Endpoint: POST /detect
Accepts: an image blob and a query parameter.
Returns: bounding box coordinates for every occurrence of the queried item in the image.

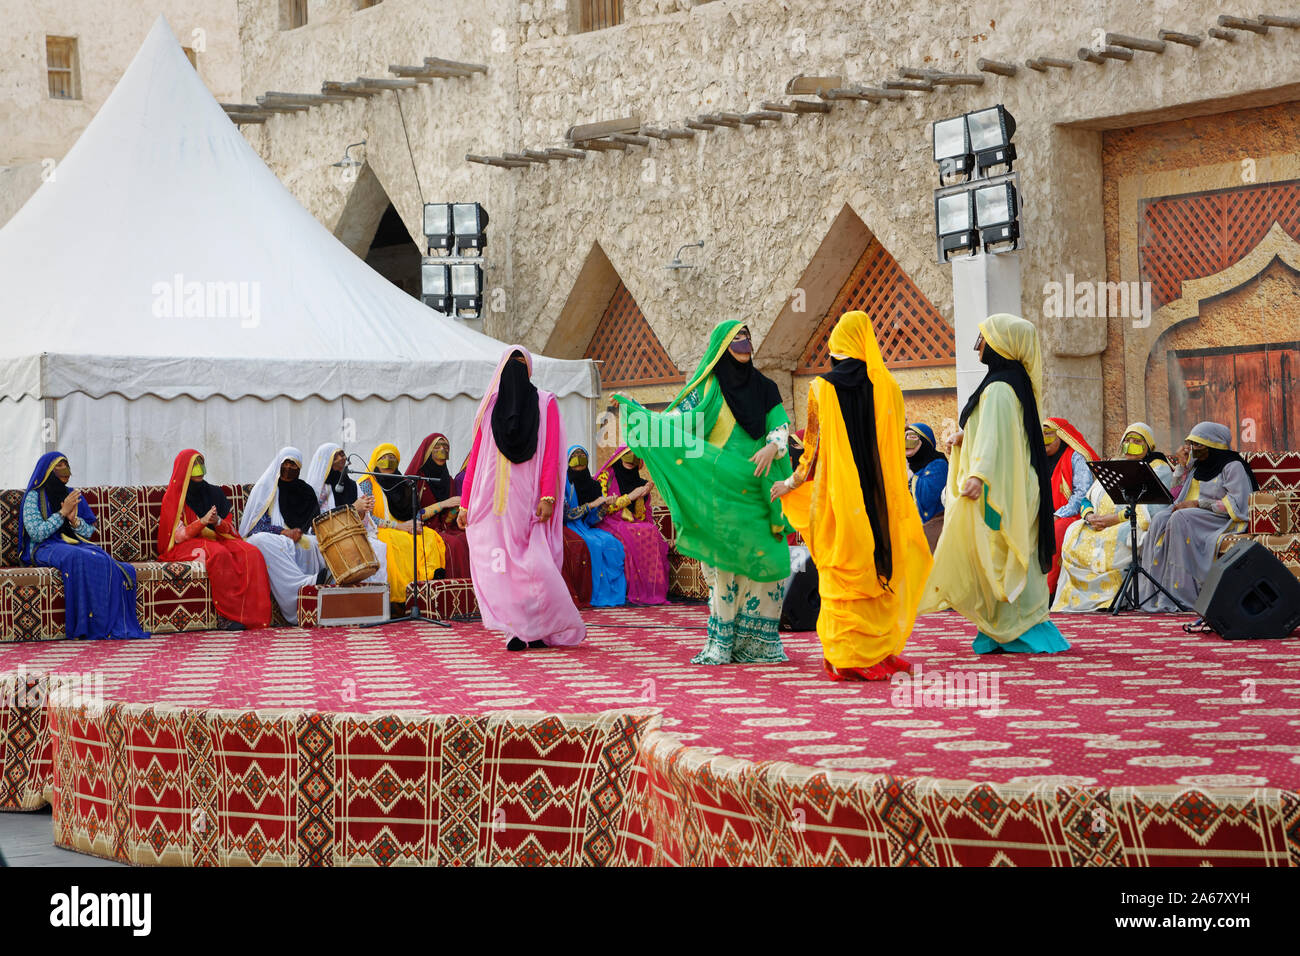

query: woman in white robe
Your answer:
[239,447,327,625]
[304,443,389,590]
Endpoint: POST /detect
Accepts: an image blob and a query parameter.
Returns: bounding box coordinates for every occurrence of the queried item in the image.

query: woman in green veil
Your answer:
[615,321,794,663]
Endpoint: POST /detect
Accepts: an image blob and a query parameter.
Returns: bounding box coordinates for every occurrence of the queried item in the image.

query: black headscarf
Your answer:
[712,349,783,441]
[419,454,454,503]
[568,452,604,505]
[38,471,75,540]
[612,455,647,497]
[492,353,540,463]
[326,466,359,508]
[821,356,893,584]
[375,471,414,521]
[960,345,1055,574]
[789,437,804,473]
[905,428,945,476]
[277,477,320,532]
[1192,447,1259,491]
[185,476,232,522]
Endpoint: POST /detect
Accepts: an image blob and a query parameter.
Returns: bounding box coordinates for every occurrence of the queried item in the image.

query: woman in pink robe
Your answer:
[595,446,670,605]
[457,346,586,650]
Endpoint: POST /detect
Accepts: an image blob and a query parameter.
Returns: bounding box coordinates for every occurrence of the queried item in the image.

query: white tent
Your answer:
[0,16,598,488]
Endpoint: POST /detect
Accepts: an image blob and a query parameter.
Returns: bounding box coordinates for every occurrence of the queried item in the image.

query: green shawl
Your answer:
[614,320,793,582]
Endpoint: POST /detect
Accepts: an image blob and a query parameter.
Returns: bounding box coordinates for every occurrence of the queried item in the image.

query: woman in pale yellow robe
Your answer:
[361,443,447,609]
[1052,423,1175,612]
[771,311,933,680]
[918,313,1069,654]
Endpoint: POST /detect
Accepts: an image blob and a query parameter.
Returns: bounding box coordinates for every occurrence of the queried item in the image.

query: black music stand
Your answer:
[355,470,451,628]
[1085,459,1187,614]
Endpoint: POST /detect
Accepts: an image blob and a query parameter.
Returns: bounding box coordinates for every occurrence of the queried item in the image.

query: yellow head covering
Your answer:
[1122,421,1156,453]
[978,313,1043,411]
[826,310,886,373]
[367,442,401,473]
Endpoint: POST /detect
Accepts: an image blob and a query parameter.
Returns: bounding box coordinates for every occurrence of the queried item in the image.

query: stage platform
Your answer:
[2,605,1298,866]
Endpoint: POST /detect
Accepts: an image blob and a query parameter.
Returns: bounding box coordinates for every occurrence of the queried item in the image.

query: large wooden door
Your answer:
[1170,343,1300,451]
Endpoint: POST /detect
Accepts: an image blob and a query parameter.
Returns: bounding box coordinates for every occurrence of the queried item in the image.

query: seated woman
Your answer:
[456,449,592,605]
[239,447,327,625]
[158,449,272,630]
[20,452,149,640]
[563,445,627,607]
[1139,421,1258,612]
[305,443,388,589]
[905,423,948,551]
[407,432,470,579]
[595,446,669,605]
[363,443,447,614]
[1052,422,1174,612]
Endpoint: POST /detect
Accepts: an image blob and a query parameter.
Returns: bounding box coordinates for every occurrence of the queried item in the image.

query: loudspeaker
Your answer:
[1194,540,1300,640]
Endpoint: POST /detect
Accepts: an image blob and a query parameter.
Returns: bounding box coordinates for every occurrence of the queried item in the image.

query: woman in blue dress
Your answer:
[563,445,627,607]
[906,423,948,551]
[20,452,148,640]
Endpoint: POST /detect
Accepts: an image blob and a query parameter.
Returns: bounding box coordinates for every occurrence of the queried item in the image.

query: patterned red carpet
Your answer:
[3,604,1298,789]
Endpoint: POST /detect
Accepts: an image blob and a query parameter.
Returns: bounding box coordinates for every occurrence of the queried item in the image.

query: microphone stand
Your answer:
[348,459,451,628]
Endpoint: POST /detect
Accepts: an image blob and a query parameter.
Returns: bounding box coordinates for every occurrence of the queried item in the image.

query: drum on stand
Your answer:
[312,506,379,585]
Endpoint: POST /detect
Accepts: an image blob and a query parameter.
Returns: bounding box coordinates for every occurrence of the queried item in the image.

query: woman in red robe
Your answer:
[157,448,273,630]
[406,432,471,579]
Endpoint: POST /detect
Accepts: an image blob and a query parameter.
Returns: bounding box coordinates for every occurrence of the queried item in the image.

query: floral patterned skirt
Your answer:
[692,564,788,664]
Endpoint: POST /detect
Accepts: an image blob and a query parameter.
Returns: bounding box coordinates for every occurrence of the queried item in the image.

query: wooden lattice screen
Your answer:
[584,281,684,388]
[1140,181,1300,309]
[797,236,955,372]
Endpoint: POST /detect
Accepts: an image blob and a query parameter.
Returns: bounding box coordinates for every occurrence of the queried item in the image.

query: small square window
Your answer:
[281,0,308,30]
[46,36,81,100]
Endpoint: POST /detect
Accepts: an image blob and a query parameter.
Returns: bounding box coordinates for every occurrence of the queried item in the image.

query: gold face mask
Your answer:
[1043,430,1057,447]
[568,455,586,470]
[377,454,398,471]
[432,443,449,463]
[1123,441,1146,457]
[191,463,206,479]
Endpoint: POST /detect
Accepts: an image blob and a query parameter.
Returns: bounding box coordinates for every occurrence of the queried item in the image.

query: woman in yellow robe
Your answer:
[771,311,934,680]
[1052,422,1175,612]
[360,443,448,609]
[918,313,1069,654]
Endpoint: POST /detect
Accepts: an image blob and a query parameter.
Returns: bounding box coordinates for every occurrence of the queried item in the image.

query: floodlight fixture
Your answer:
[932,115,973,184]
[966,105,1017,174]
[452,202,489,254]
[423,203,454,254]
[974,181,1020,250]
[935,190,978,260]
[421,260,451,313]
[451,262,483,315]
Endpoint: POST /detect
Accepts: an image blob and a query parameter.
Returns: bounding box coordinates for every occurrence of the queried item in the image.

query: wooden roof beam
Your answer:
[1218,15,1269,33]
[976,58,1019,76]
[466,153,529,168]
[226,112,269,125]
[882,78,934,91]
[322,81,382,98]
[260,91,350,105]
[424,56,488,75]
[1157,30,1204,46]
[1025,57,1075,71]
[741,110,784,125]
[760,99,832,114]
[699,112,745,127]
[1105,32,1167,52]
[356,77,419,90]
